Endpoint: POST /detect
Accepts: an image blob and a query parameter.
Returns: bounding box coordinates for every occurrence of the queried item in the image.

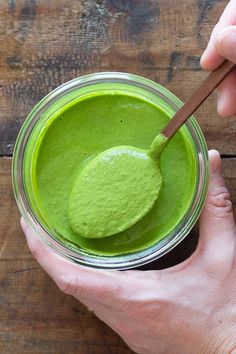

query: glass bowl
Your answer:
[12,72,209,270]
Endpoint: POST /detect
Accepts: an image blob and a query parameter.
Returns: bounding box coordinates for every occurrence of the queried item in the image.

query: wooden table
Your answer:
[1,1,236,353]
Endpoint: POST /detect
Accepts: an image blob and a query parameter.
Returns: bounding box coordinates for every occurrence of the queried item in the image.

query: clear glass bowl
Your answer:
[12,72,209,270]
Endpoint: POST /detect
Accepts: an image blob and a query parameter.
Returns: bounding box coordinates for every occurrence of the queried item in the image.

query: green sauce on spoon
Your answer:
[68,133,168,238]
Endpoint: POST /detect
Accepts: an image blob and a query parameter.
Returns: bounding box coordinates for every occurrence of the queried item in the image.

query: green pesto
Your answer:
[31,92,197,256]
[68,146,162,238]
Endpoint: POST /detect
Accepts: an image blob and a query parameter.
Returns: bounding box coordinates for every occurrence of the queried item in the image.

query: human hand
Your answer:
[21,150,236,354]
[201,0,236,117]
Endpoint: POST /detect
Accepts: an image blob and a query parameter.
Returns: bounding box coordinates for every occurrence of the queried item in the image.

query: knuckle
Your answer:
[58,276,78,296]
[207,186,233,218]
[99,282,128,307]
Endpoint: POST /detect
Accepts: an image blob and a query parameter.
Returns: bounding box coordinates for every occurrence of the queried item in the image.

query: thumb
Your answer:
[216,26,236,64]
[198,150,236,260]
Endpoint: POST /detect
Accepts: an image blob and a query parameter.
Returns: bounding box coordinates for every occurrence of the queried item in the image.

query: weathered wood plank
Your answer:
[0,258,132,354]
[1,0,236,156]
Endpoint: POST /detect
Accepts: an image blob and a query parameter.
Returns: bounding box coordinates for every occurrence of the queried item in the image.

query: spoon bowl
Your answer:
[68,146,163,238]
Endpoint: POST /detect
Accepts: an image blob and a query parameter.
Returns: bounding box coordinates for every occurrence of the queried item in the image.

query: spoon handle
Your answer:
[161,60,235,139]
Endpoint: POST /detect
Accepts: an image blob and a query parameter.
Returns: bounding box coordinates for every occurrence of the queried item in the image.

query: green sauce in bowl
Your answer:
[28,92,197,256]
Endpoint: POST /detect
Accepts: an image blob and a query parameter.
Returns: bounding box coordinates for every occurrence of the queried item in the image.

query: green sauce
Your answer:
[31,92,197,256]
[68,146,162,238]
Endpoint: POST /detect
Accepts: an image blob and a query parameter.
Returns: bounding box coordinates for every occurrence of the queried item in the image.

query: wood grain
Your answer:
[1,0,236,353]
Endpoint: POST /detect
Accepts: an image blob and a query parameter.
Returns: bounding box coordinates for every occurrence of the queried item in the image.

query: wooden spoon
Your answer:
[68,60,234,239]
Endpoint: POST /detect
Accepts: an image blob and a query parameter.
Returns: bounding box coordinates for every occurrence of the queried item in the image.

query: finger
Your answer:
[198,150,236,260]
[201,0,236,71]
[215,26,236,117]
[200,22,225,71]
[216,26,236,64]
[21,218,127,303]
[217,67,236,117]
[201,24,236,117]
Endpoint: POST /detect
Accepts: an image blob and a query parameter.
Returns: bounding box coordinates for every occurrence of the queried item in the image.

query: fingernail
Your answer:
[216,26,236,62]
[208,150,222,175]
